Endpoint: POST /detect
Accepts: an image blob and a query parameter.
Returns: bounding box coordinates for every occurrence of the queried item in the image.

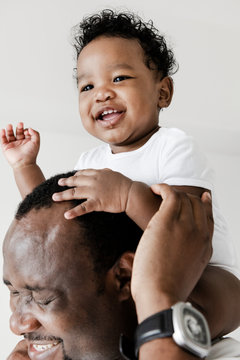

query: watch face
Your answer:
[172,302,211,357]
[183,308,207,345]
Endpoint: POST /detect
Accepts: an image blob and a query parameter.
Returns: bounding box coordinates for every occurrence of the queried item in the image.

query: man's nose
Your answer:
[10,311,41,336]
[95,85,115,102]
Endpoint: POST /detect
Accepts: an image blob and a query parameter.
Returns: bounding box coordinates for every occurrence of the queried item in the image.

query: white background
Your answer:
[0,0,240,357]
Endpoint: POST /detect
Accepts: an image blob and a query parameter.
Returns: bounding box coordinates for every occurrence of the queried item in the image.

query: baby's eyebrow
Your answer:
[77,72,90,83]
[77,63,134,83]
[107,63,134,71]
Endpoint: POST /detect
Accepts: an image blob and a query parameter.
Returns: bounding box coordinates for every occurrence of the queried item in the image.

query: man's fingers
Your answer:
[201,191,214,236]
[201,191,213,217]
[150,183,182,220]
[64,199,97,219]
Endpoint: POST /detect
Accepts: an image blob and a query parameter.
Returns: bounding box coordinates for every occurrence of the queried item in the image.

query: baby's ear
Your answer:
[111,252,135,302]
[158,76,174,109]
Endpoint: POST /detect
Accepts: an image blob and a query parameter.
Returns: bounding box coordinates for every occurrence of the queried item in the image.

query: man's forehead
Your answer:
[3,205,85,261]
[3,207,91,289]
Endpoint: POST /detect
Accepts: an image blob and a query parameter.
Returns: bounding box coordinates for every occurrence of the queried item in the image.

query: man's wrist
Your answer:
[135,302,211,359]
[134,289,178,323]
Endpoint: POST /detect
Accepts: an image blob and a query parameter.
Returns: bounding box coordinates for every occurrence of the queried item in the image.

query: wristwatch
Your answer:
[134,302,211,358]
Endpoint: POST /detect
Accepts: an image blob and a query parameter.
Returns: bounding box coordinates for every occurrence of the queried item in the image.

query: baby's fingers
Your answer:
[52,187,82,201]
[0,129,8,145]
[16,122,25,140]
[64,199,97,219]
[6,124,16,142]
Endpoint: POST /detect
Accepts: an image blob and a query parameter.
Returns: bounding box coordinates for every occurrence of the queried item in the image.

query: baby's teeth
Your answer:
[102,109,118,116]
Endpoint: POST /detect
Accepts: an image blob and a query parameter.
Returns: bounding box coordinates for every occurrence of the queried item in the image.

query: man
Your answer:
[3,173,240,359]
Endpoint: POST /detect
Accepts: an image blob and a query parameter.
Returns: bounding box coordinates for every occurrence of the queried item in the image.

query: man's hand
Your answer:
[1,122,40,169]
[7,340,29,360]
[52,168,133,219]
[131,184,214,323]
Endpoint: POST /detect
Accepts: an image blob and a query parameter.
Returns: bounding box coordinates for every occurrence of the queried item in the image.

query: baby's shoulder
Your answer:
[152,127,193,151]
[75,143,108,170]
[158,127,189,140]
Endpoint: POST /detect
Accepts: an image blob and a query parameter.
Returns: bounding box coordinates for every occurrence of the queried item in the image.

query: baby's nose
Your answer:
[95,86,115,102]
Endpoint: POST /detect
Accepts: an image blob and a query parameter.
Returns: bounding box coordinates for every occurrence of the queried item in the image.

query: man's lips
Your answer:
[27,339,62,360]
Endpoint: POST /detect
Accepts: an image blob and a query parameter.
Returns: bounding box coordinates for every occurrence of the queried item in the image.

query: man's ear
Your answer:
[111,251,135,302]
[157,76,174,109]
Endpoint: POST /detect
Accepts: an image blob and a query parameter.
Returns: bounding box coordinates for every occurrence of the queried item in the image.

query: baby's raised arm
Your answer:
[1,122,45,198]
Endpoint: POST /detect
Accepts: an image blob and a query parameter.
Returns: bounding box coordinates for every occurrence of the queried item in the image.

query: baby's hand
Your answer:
[52,168,133,219]
[1,122,40,168]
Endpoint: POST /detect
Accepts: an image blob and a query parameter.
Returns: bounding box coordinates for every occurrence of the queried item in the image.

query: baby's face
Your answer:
[77,36,169,153]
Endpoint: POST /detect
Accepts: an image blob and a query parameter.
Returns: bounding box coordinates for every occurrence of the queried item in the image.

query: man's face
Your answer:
[3,204,128,360]
[77,36,164,154]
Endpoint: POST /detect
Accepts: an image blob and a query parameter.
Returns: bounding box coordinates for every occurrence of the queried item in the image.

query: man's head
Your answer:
[73,10,177,153]
[3,172,143,360]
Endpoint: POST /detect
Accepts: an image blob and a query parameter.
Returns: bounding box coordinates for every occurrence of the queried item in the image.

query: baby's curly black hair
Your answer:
[72,9,178,78]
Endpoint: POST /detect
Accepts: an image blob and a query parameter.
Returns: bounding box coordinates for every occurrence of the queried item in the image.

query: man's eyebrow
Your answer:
[25,285,45,292]
[3,279,45,292]
[3,279,11,286]
[77,63,134,83]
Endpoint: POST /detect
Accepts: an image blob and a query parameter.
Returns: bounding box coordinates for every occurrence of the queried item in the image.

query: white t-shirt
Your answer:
[207,338,240,359]
[75,127,240,278]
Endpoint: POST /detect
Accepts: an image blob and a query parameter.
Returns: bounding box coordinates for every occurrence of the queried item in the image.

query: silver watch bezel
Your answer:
[172,302,211,358]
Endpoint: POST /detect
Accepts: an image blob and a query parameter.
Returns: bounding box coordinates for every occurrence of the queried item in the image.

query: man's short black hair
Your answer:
[16,171,143,275]
[72,9,177,78]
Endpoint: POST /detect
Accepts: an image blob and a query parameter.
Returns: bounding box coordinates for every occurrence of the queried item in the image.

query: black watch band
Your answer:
[134,309,174,357]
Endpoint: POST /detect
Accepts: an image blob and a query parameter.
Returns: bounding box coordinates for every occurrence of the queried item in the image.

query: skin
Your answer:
[4,184,215,360]
[0,123,44,198]
[3,203,136,360]
[77,36,173,154]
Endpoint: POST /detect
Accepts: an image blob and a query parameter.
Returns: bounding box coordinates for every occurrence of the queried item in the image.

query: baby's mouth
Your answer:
[96,109,125,128]
[97,109,123,121]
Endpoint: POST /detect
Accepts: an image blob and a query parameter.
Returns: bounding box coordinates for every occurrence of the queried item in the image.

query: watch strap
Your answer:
[134,309,174,357]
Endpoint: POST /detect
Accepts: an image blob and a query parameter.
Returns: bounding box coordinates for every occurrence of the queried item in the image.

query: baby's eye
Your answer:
[113,75,132,83]
[81,84,93,92]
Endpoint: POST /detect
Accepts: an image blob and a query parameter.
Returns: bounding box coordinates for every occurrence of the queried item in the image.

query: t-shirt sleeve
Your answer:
[74,153,84,170]
[158,129,214,191]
